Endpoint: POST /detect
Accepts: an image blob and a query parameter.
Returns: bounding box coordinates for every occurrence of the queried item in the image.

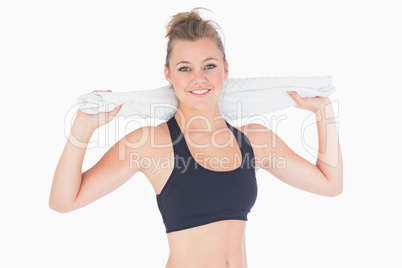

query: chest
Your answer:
[143,124,262,195]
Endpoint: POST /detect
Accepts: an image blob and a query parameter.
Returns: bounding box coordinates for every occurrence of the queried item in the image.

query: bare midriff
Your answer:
[165,219,248,268]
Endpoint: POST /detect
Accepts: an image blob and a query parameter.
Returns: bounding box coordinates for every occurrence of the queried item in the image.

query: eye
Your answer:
[179,67,190,72]
[205,64,216,70]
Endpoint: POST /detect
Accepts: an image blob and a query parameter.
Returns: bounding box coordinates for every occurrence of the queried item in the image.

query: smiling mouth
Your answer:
[189,88,212,95]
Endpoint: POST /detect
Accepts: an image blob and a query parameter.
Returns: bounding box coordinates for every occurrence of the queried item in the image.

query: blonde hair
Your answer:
[165,7,226,68]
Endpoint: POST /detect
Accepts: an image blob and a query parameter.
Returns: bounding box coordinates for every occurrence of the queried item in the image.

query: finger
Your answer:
[92,90,113,93]
[287,91,305,106]
[108,104,123,116]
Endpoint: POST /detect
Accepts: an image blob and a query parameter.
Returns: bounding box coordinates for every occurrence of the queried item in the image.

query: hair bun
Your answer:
[165,7,209,39]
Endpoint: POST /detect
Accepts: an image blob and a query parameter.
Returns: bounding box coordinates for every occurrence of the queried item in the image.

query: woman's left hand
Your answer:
[287,91,331,113]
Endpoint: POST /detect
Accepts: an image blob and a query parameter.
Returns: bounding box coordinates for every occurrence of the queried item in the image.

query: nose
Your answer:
[191,69,207,85]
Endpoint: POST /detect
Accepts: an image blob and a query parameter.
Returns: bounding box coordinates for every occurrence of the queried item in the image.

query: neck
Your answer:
[174,103,227,133]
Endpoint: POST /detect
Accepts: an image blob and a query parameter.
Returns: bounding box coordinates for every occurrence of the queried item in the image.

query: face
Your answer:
[164,37,229,111]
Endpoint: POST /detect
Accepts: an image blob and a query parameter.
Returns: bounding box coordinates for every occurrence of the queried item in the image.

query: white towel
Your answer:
[77,76,335,121]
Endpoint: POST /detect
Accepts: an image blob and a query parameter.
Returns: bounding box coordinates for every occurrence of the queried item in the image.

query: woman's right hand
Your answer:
[73,90,123,135]
[50,90,127,213]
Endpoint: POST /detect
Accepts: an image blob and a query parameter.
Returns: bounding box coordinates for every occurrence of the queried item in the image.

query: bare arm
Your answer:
[49,92,146,212]
[246,93,343,197]
[49,120,95,212]
[314,103,343,194]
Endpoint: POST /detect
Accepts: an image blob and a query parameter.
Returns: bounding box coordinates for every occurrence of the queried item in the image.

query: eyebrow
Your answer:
[175,57,218,66]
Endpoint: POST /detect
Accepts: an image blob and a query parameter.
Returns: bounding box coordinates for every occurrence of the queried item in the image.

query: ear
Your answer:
[164,65,172,84]
[224,60,229,80]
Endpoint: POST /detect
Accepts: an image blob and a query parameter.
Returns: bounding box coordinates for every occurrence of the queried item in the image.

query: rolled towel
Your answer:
[77,76,335,121]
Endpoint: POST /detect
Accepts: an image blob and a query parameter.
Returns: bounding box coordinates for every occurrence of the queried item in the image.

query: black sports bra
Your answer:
[156,115,258,233]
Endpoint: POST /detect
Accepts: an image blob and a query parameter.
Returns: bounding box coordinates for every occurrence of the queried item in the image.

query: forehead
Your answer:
[170,37,222,63]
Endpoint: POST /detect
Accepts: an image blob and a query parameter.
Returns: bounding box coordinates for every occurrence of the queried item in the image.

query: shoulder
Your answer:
[126,122,174,183]
[122,121,171,153]
[235,123,274,146]
[234,123,276,163]
[120,121,173,171]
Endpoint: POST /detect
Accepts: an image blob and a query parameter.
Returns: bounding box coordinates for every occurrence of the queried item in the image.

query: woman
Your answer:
[50,8,343,268]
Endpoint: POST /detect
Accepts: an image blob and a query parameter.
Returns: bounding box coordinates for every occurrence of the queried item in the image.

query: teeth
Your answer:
[190,89,210,94]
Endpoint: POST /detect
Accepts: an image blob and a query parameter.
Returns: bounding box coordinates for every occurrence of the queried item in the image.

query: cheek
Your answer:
[173,75,189,89]
[171,75,188,94]
[212,70,225,83]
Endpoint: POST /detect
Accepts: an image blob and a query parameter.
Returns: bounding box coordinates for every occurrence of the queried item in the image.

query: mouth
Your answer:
[189,88,212,96]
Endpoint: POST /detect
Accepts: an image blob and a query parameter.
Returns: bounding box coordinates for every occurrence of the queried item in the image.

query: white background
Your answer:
[1,0,401,267]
